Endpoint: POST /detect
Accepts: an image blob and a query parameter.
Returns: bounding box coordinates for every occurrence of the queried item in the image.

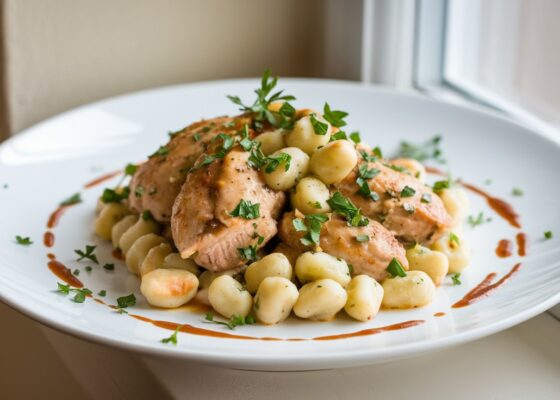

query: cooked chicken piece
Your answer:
[333,158,451,245]
[128,115,252,222]
[278,212,408,281]
[172,149,286,272]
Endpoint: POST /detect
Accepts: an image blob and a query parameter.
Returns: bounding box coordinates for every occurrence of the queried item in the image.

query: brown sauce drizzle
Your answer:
[43,231,55,247]
[48,260,84,288]
[112,249,124,260]
[452,263,521,308]
[459,182,521,228]
[47,253,56,260]
[516,233,527,256]
[314,320,425,340]
[84,170,121,188]
[47,206,69,229]
[424,166,446,175]
[496,239,513,258]
[434,312,446,317]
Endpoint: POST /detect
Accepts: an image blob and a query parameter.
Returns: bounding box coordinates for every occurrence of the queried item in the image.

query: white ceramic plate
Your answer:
[1,79,559,371]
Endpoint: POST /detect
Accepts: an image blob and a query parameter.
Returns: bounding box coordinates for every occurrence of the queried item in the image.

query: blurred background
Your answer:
[1,0,559,398]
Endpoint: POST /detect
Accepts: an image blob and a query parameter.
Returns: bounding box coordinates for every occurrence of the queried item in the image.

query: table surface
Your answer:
[31,307,559,400]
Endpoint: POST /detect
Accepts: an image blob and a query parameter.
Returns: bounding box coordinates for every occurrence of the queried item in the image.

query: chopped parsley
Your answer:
[238,125,253,151]
[205,312,256,330]
[544,231,553,240]
[124,163,137,176]
[398,135,444,163]
[386,258,407,277]
[449,232,461,246]
[327,192,369,227]
[355,234,369,242]
[403,203,415,214]
[134,186,145,197]
[373,146,383,159]
[292,214,329,246]
[60,193,82,206]
[15,235,33,246]
[400,186,416,198]
[193,133,201,142]
[432,178,452,193]
[141,210,153,221]
[467,212,492,228]
[229,200,261,219]
[512,188,523,197]
[74,245,98,264]
[188,134,236,173]
[452,273,462,285]
[101,187,130,203]
[161,325,183,345]
[85,266,92,272]
[421,193,432,204]
[349,131,361,144]
[98,290,106,297]
[227,68,296,129]
[359,150,379,163]
[73,269,80,276]
[322,103,348,127]
[103,263,115,271]
[330,131,348,141]
[356,164,380,201]
[149,145,169,158]
[309,113,329,135]
[264,152,291,173]
[117,293,136,308]
[56,283,92,303]
[238,235,264,262]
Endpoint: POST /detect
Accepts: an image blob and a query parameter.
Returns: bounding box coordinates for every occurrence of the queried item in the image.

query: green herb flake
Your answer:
[400,186,416,198]
[327,192,369,227]
[193,133,201,142]
[323,103,348,127]
[134,186,145,197]
[74,245,98,264]
[15,235,33,246]
[264,152,291,173]
[117,293,136,308]
[512,188,523,197]
[103,263,115,271]
[85,266,92,272]
[386,258,407,278]
[432,179,452,193]
[467,212,491,228]
[98,290,107,297]
[403,203,415,214]
[398,135,444,163]
[149,145,169,158]
[124,163,137,176]
[102,187,130,203]
[421,193,432,204]
[141,210,153,221]
[449,232,461,246]
[356,164,380,201]
[204,312,256,330]
[309,113,329,135]
[544,231,553,240]
[229,200,261,219]
[296,214,329,246]
[330,131,348,141]
[73,269,80,276]
[161,325,183,345]
[452,273,462,285]
[313,201,322,209]
[60,193,82,206]
[349,131,361,144]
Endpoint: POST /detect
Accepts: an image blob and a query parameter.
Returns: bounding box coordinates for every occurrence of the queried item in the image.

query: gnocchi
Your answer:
[291,177,331,214]
[139,243,173,277]
[382,271,435,309]
[439,187,470,227]
[118,217,160,255]
[293,279,347,321]
[208,275,253,318]
[431,231,471,274]
[254,277,299,324]
[389,158,427,182]
[140,268,199,308]
[255,129,286,155]
[263,147,310,191]
[309,140,358,184]
[161,253,200,276]
[344,275,384,321]
[295,251,351,288]
[285,114,331,155]
[125,233,167,274]
[94,203,129,240]
[406,244,449,286]
[244,253,292,294]
[111,215,138,249]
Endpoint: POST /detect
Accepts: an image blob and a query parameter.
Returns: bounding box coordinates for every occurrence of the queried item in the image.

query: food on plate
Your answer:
[94,69,471,326]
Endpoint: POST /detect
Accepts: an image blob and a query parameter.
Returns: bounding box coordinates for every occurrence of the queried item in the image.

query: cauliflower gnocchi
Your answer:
[90,71,483,329]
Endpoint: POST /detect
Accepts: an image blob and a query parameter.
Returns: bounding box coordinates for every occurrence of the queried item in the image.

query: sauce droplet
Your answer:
[460,182,521,228]
[84,170,121,189]
[496,239,513,258]
[516,232,527,256]
[112,249,124,260]
[434,312,446,317]
[43,231,55,247]
[48,260,84,288]
[452,263,521,308]
[313,320,425,340]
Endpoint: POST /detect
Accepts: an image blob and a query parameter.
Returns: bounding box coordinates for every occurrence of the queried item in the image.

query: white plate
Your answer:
[1,79,559,371]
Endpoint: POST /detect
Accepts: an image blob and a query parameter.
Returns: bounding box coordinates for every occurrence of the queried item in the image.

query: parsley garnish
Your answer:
[117,294,136,308]
[432,178,452,193]
[544,231,553,240]
[60,193,82,206]
[400,186,416,198]
[15,235,33,246]
[74,245,98,264]
[227,68,296,129]
[355,234,369,242]
[149,145,169,158]
[322,103,348,127]
[103,263,115,271]
[238,125,253,151]
[373,147,383,159]
[386,258,407,277]
[238,235,264,262]
[264,152,291,173]
[193,133,201,142]
[56,283,92,303]
[512,188,523,197]
[356,164,380,201]
[292,214,329,246]
[73,269,80,276]
[161,325,183,345]
[403,203,415,214]
[384,163,408,173]
[349,131,361,144]
[310,113,329,135]
[398,135,444,163]
[467,212,491,227]
[452,273,462,285]
[327,192,369,227]
[97,290,106,297]
[141,210,153,221]
[421,193,432,203]
[229,200,261,219]
[85,266,92,272]
[189,134,236,173]
[449,232,461,246]
[101,187,130,203]
[359,150,379,163]
[134,186,145,197]
[124,163,137,176]
[205,312,256,330]
[330,131,348,141]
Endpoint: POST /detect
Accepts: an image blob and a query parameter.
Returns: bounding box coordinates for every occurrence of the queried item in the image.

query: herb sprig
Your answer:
[74,245,98,264]
[327,192,369,227]
[398,135,445,163]
[205,312,256,330]
[15,235,33,246]
[293,214,329,246]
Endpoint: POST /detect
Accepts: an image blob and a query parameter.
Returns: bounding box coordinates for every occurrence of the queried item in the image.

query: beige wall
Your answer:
[1,0,330,137]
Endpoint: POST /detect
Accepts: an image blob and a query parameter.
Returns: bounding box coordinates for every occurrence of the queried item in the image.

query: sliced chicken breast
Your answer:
[128,115,251,222]
[172,149,286,272]
[278,212,408,281]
